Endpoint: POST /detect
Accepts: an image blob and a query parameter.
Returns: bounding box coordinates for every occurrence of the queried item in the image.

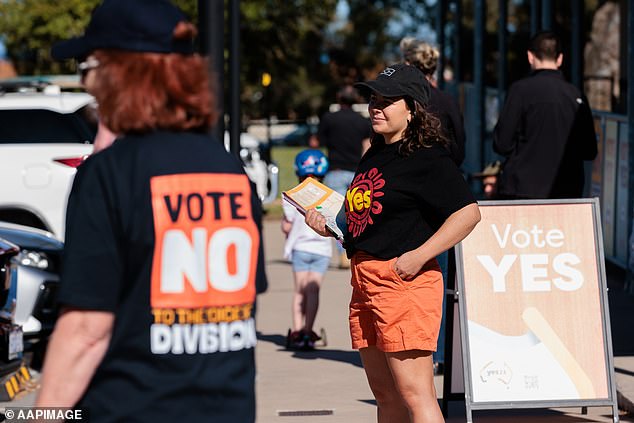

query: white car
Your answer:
[0,78,96,240]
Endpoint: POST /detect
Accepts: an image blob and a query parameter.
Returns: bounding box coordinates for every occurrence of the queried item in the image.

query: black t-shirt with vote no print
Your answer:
[344,140,475,259]
[59,130,267,422]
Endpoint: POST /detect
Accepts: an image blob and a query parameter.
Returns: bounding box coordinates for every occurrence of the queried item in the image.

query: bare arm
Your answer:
[304,208,335,238]
[394,202,481,279]
[36,309,114,407]
[281,216,292,236]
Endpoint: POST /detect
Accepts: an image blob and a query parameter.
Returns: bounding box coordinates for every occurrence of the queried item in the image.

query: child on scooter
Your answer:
[281,149,332,350]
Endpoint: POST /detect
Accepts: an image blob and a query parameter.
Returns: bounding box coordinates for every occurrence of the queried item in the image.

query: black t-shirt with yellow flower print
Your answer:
[343,140,476,259]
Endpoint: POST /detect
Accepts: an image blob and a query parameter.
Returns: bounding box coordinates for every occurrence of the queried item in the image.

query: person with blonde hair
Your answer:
[400,38,441,86]
[401,38,465,166]
[36,1,267,421]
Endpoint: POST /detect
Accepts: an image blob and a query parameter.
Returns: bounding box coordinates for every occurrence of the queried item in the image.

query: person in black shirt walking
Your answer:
[494,31,598,199]
[306,64,480,423]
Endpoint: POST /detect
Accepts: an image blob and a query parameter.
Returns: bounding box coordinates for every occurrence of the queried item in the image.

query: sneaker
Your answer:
[287,330,305,350]
[307,330,321,342]
[301,332,314,350]
[302,330,321,350]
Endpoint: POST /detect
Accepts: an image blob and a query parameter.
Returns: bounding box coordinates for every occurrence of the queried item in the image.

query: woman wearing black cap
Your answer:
[36,1,267,422]
[306,64,480,422]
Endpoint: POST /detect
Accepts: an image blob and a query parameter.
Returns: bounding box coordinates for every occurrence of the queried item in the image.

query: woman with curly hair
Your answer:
[36,1,267,421]
[306,64,480,423]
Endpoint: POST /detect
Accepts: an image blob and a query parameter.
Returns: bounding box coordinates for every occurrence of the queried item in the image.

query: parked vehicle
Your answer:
[0,221,63,371]
[0,236,22,376]
[0,221,61,339]
[270,123,317,147]
[0,77,97,240]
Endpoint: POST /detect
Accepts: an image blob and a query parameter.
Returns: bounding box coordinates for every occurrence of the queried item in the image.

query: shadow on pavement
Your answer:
[257,332,287,348]
[287,349,363,367]
[357,399,377,406]
[257,331,363,368]
[616,367,634,377]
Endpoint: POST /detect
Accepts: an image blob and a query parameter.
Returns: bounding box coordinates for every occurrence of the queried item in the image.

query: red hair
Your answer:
[89,23,217,134]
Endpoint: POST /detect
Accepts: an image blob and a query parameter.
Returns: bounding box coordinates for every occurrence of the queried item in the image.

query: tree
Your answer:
[237,0,338,119]
[0,0,100,74]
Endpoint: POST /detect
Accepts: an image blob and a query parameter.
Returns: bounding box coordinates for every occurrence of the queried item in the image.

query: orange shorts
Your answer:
[349,252,443,352]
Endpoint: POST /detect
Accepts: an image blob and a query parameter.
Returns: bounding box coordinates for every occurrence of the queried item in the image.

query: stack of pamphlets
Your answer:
[282,177,344,240]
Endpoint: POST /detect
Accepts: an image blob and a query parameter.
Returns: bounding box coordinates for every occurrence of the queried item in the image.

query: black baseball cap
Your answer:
[355,63,431,107]
[51,0,194,60]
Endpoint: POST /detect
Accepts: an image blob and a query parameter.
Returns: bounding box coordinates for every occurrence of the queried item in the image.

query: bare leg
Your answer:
[292,271,309,331]
[359,346,410,422]
[301,271,323,332]
[386,349,444,423]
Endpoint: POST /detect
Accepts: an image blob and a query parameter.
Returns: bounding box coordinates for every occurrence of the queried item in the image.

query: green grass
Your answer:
[263,146,325,219]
